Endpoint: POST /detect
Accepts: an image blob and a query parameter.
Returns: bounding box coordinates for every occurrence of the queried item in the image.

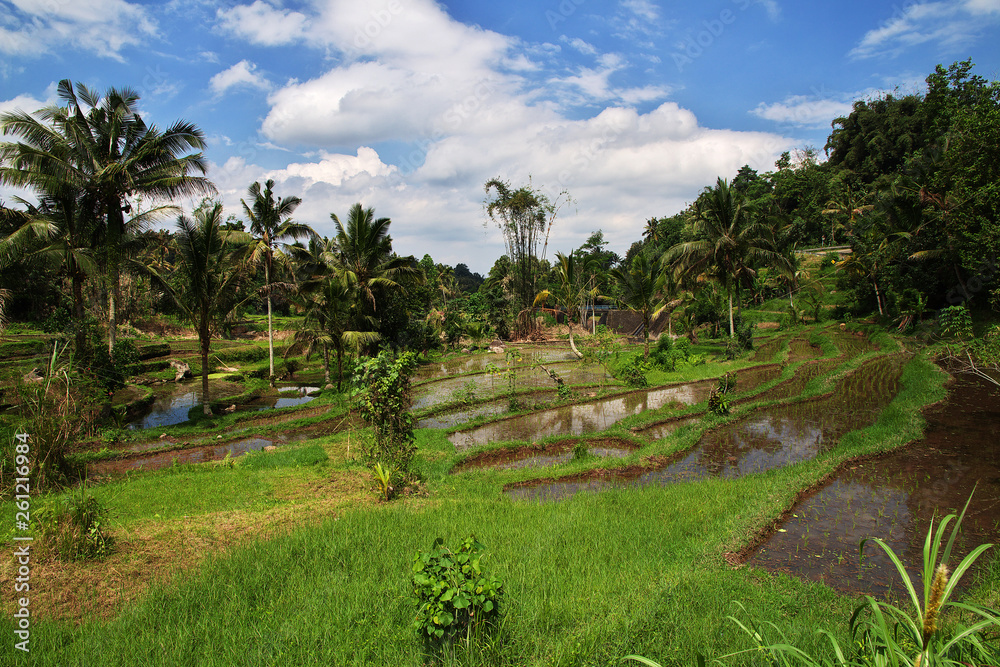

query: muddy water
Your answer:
[413,362,607,411]
[507,355,908,501]
[127,381,246,430]
[449,380,716,449]
[87,437,279,476]
[635,364,784,440]
[416,391,559,430]
[747,371,1000,597]
[751,357,842,404]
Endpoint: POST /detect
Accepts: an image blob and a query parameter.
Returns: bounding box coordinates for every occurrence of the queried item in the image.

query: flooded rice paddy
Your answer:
[126,382,318,430]
[504,354,908,500]
[88,437,279,476]
[746,371,1000,597]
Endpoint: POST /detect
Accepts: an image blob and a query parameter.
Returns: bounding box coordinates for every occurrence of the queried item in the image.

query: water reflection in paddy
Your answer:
[506,354,907,501]
[747,371,1000,597]
[449,380,715,449]
[88,437,279,476]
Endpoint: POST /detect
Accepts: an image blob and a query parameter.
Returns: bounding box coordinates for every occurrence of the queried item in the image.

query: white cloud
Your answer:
[621,0,660,22]
[0,89,54,117]
[1,0,157,59]
[208,0,794,272]
[850,0,1000,59]
[751,95,855,127]
[215,0,310,46]
[756,0,781,21]
[563,36,598,56]
[209,60,272,96]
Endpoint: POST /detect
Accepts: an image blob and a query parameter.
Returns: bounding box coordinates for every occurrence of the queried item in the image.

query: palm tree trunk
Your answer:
[108,270,118,355]
[336,346,344,392]
[728,291,735,338]
[200,323,212,416]
[72,270,86,354]
[265,261,274,379]
[568,322,583,359]
[323,343,331,386]
[643,316,650,358]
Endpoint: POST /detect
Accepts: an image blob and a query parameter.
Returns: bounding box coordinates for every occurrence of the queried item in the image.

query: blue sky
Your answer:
[2,0,999,273]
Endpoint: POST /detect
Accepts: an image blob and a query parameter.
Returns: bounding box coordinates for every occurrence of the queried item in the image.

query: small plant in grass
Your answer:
[372,461,395,501]
[411,535,504,649]
[623,494,1000,667]
[450,380,478,405]
[707,372,735,416]
[586,325,622,391]
[571,441,589,461]
[35,485,112,561]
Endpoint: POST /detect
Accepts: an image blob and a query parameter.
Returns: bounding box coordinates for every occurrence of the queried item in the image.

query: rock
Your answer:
[324,384,334,391]
[168,360,192,382]
[264,445,277,451]
[223,404,236,413]
[461,348,470,353]
[489,345,505,354]
[159,433,168,440]
[22,368,44,384]
[839,323,847,331]
[217,435,223,439]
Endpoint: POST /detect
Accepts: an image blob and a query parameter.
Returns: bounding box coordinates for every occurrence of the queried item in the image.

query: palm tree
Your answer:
[170,203,250,415]
[533,251,593,358]
[0,79,215,352]
[330,203,418,336]
[288,237,379,390]
[0,79,214,354]
[664,178,785,338]
[609,252,662,358]
[822,185,873,245]
[242,179,312,379]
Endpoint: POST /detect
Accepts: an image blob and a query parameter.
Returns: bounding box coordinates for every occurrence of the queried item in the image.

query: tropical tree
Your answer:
[169,203,249,415]
[483,178,569,336]
[242,179,312,379]
[533,251,593,358]
[330,202,418,338]
[288,237,379,390]
[664,178,786,338]
[609,252,662,358]
[0,79,214,354]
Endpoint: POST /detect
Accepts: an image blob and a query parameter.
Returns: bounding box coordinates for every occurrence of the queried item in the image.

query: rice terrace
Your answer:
[1,12,1000,667]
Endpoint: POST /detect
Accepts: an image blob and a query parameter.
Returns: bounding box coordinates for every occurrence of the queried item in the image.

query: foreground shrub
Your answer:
[411,535,504,648]
[354,351,418,473]
[35,485,112,561]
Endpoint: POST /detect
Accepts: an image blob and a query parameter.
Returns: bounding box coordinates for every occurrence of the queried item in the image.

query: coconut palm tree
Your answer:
[288,237,379,390]
[242,179,313,379]
[609,252,662,358]
[663,178,784,338]
[533,251,593,358]
[0,79,214,354]
[330,203,418,337]
[170,203,250,415]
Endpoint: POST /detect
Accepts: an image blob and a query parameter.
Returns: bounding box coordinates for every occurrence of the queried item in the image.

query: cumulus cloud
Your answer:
[850,0,1000,59]
[215,0,310,46]
[751,95,855,127]
[0,0,157,59]
[209,60,272,96]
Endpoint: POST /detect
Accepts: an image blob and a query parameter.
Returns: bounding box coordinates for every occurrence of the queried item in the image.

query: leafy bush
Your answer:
[40,306,73,334]
[938,305,973,340]
[708,372,736,416]
[616,356,649,388]
[673,338,691,360]
[411,535,504,646]
[354,351,418,473]
[649,336,679,371]
[35,486,112,561]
